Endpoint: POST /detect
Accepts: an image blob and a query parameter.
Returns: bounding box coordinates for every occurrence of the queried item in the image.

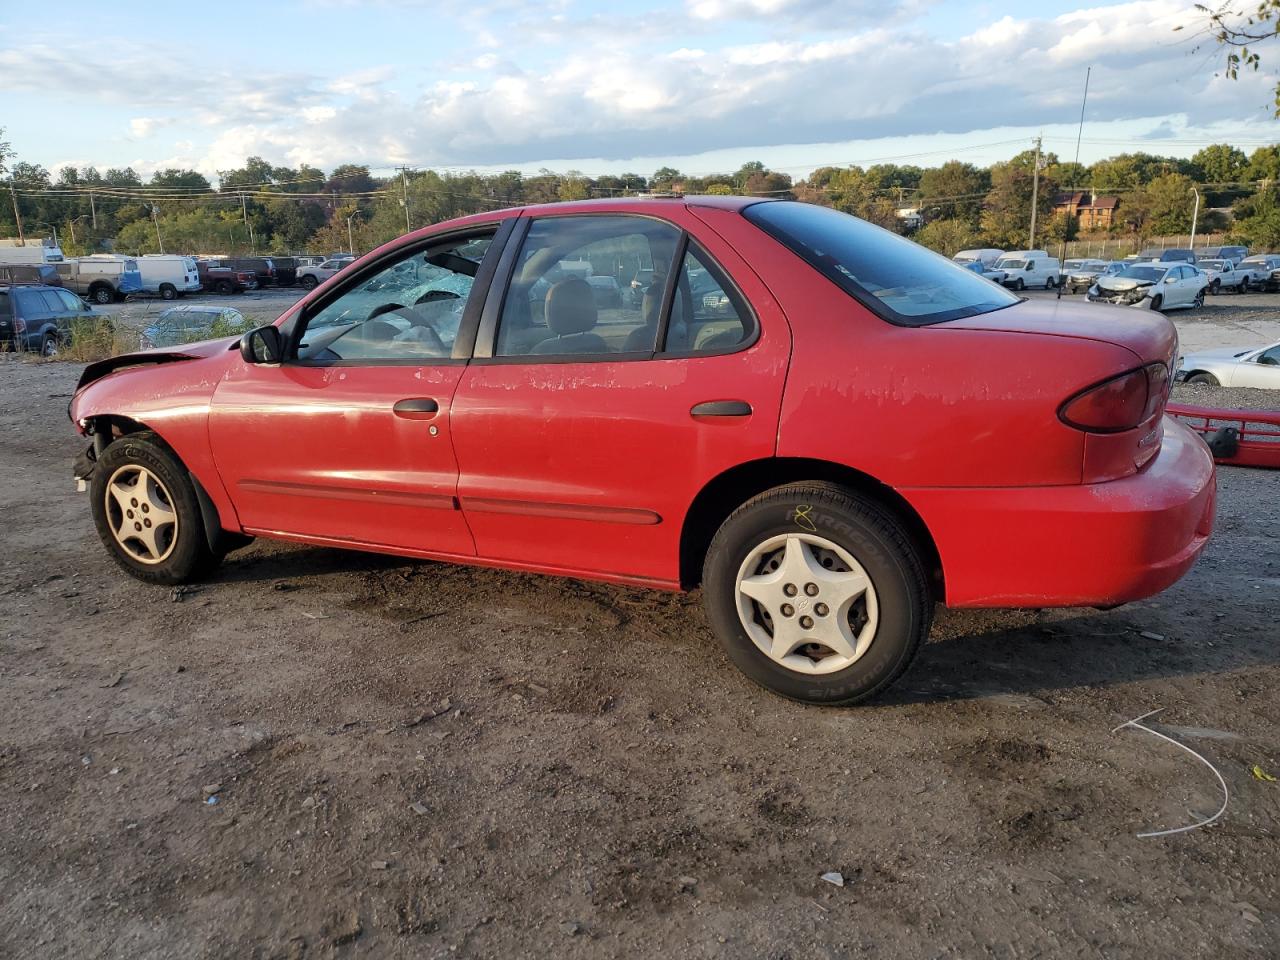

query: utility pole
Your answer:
[400,166,412,235]
[8,180,26,244]
[1189,186,1201,252]
[1029,135,1043,250]
[89,190,97,230]
[152,205,164,254]
[240,192,253,252]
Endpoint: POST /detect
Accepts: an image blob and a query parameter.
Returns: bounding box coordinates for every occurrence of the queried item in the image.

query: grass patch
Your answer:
[60,317,142,363]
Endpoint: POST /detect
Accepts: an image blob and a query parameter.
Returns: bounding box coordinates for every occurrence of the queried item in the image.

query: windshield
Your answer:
[1120,265,1165,282]
[994,259,1025,270]
[743,202,1018,326]
[1064,260,1085,269]
[1201,260,1225,270]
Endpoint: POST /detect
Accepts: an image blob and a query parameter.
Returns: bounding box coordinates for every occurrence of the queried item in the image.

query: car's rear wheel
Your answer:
[1240,278,1251,293]
[41,333,59,357]
[1187,372,1219,386]
[215,280,233,294]
[90,432,221,585]
[90,284,113,305]
[703,482,932,706]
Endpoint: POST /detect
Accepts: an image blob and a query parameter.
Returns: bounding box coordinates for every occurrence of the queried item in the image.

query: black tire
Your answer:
[160,283,177,301]
[1193,288,1206,309]
[1240,278,1251,293]
[300,274,318,290]
[1014,278,1026,291]
[90,284,113,305]
[1186,372,1219,386]
[1045,276,1056,289]
[215,280,233,295]
[1149,294,1164,311]
[702,482,932,706]
[90,431,220,585]
[1209,280,1220,295]
[41,333,59,358]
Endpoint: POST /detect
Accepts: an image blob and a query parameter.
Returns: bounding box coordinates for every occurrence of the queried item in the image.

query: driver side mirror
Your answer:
[1164,277,1176,284]
[240,324,283,364]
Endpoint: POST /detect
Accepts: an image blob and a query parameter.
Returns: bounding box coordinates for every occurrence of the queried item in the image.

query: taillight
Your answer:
[1059,362,1169,433]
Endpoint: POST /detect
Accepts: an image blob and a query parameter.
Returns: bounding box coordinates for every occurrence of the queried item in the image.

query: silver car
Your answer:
[1178,341,1280,389]
[297,257,355,290]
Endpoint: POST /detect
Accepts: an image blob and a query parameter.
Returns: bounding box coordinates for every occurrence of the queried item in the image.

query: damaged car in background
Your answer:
[67,197,1215,706]
[1061,259,1125,295]
[1088,262,1209,311]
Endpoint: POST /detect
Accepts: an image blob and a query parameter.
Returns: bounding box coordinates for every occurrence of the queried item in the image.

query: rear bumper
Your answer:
[901,417,1216,608]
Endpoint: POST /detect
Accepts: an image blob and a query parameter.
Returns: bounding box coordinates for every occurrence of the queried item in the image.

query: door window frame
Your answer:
[470,213,759,364]
[278,217,515,368]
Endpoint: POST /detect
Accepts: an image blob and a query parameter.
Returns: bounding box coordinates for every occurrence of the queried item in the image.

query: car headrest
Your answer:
[545,277,597,336]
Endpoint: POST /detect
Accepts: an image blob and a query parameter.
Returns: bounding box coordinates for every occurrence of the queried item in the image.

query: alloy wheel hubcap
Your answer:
[104,465,178,564]
[735,533,879,675]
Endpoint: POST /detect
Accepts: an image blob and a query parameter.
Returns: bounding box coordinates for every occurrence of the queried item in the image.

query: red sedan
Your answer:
[69,197,1215,705]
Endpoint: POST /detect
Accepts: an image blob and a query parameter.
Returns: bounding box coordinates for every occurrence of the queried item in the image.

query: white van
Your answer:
[137,255,202,299]
[0,238,66,264]
[952,248,1004,268]
[993,250,1062,290]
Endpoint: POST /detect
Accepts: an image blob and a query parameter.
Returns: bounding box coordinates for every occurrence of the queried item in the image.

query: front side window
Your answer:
[295,232,494,363]
[746,201,1018,326]
[55,289,85,312]
[1257,345,1280,365]
[495,216,681,357]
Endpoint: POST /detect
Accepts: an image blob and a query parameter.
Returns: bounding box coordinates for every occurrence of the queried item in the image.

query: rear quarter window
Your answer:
[743,201,1018,326]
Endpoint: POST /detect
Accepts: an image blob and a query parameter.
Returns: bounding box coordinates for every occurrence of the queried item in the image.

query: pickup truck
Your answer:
[196,260,260,294]
[1198,259,1251,293]
[1237,255,1280,292]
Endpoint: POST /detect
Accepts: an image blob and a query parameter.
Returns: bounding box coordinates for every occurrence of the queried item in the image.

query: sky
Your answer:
[1,0,1276,185]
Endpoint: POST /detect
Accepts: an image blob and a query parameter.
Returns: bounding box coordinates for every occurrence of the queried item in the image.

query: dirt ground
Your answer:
[1,319,1278,958]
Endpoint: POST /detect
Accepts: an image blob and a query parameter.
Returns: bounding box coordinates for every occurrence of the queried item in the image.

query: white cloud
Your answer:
[4,0,1277,180]
[128,117,171,139]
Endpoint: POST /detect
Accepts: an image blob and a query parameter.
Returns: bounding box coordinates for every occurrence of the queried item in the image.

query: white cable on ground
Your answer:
[1112,707,1231,838]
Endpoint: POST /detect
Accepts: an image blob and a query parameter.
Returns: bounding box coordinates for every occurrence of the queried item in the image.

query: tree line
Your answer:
[2,128,1278,259]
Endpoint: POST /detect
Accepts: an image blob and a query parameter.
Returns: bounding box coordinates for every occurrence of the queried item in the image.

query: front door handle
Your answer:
[392,397,440,420]
[691,400,752,418]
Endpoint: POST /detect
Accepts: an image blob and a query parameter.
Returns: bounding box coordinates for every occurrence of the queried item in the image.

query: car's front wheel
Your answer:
[1045,276,1056,289]
[1209,280,1220,295]
[1193,288,1206,309]
[1014,278,1026,291]
[300,275,319,290]
[1149,294,1164,311]
[90,432,221,585]
[1187,372,1220,386]
[703,482,932,706]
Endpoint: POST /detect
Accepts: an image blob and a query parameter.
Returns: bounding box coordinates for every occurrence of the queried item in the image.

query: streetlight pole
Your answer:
[400,167,411,235]
[1189,187,1201,253]
[346,212,358,256]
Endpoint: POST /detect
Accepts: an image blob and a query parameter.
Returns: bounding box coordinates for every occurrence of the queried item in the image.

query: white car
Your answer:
[297,257,355,290]
[1179,341,1280,389]
[1088,262,1208,311]
[1197,259,1251,294]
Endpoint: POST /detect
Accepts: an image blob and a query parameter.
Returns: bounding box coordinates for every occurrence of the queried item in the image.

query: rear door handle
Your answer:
[392,397,440,419]
[690,400,752,418]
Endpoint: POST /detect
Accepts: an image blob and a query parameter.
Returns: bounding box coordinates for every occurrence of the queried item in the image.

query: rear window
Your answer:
[744,202,1018,326]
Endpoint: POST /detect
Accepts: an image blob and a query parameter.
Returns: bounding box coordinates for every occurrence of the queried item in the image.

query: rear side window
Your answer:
[744,201,1018,326]
[664,244,753,354]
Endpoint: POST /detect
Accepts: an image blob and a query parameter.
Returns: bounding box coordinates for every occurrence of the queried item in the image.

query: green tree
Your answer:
[1191,144,1248,182]
[1230,181,1280,247]
[917,161,989,223]
[1244,144,1280,180]
[913,218,980,256]
[151,168,212,190]
[980,150,1059,248]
